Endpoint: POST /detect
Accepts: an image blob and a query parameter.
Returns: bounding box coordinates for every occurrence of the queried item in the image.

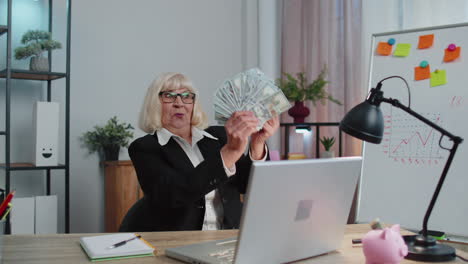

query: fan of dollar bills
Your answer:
[214,68,291,130]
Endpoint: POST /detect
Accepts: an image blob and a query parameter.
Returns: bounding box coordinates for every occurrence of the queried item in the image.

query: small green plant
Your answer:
[81,116,134,155]
[320,136,335,151]
[277,65,342,105]
[14,30,62,60]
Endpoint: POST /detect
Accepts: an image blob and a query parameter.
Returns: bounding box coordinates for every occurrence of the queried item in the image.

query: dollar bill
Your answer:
[214,68,291,130]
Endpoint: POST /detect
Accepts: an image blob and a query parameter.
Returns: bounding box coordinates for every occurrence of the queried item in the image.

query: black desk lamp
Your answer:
[340,76,463,262]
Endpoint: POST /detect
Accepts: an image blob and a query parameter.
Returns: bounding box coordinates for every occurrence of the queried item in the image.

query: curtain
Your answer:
[281,0,363,159]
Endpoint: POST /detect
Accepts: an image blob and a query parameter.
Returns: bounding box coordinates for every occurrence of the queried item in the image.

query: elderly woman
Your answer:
[119,72,279,232]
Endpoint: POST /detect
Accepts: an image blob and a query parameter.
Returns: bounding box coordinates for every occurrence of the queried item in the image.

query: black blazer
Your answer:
[119,126,254,232]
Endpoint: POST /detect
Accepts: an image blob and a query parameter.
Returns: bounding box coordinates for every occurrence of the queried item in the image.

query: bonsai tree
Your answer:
[277,65,342,105]
[14,30,62,60]
[81,116,134,161]
[14,30,62,71]
[320,136,335,151]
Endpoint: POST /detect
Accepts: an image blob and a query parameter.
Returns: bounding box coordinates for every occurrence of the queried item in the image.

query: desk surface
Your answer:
[3,224,467,263]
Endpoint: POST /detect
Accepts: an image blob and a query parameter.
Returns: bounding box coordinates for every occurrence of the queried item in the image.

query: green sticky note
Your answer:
[394,43,412,57]
[430,70,447,87]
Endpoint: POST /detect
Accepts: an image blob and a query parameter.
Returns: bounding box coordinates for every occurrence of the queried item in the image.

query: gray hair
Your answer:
[138,72,208,133]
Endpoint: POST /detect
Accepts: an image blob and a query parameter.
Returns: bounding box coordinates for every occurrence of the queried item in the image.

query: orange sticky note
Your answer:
[414,65,431,81]
[377,42,392,56]
[444,46,461,62]
[418,34,434,49]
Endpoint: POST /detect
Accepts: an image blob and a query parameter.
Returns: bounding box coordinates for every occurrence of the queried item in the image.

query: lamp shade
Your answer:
[339,101,384,144]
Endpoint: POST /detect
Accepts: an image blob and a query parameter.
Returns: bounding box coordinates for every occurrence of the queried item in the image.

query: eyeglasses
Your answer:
[159,91,196,104]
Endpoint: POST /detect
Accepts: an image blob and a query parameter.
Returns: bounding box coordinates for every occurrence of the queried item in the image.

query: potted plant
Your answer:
[14,30,62,72]
[320,136,336,158]
[277,65,342,123]
[81,116,134,161]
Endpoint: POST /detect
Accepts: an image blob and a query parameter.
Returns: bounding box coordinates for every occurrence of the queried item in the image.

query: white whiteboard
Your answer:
[358,23,468,236]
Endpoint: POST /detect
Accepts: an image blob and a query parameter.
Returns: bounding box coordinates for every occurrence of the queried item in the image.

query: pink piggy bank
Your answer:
[362,224,408,264]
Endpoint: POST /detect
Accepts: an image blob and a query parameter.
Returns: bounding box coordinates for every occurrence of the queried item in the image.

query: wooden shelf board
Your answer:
[280,122,340,126]
[102,160,133,167]
[0,69,66,81]
[0,163,67,171]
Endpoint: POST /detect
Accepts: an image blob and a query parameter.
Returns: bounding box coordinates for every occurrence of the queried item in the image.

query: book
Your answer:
[80,233,155,262]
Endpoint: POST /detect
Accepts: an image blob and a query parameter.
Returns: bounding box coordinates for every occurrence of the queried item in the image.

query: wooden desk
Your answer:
[2,224,467,263]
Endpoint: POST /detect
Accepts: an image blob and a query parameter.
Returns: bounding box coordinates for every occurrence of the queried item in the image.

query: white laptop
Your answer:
[166,157,362,264]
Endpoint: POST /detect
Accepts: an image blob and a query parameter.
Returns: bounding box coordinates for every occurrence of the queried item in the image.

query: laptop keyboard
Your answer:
[209,247,235,263]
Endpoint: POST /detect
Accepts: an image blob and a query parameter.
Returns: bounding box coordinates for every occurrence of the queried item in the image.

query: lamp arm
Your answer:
[420,140,461,237]
[381,97,463,238]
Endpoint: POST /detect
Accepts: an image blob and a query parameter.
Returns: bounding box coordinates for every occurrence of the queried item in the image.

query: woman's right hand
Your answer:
[220,111,258,168]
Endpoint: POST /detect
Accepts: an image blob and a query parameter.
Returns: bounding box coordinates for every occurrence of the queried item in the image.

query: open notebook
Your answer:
[80,233,155,262]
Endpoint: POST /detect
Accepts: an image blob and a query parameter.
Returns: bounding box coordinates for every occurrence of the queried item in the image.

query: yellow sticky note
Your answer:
[430,70,447,87]
[394,43,411,57]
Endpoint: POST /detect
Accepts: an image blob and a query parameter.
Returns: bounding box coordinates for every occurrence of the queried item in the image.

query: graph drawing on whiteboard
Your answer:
[380,108,444,165]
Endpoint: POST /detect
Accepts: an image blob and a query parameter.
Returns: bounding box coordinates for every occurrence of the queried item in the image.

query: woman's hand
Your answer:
[250,114,280,159]
[221,111,259,168]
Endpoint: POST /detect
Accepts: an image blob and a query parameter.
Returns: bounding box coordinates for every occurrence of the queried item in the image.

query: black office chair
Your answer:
[119,197,152,232]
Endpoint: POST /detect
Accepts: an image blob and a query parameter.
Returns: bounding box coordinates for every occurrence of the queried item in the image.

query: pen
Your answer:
[106,235,142,249]
[353,235,415,244]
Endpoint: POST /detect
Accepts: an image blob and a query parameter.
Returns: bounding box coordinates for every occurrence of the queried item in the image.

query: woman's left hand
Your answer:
[250,114,280,159]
